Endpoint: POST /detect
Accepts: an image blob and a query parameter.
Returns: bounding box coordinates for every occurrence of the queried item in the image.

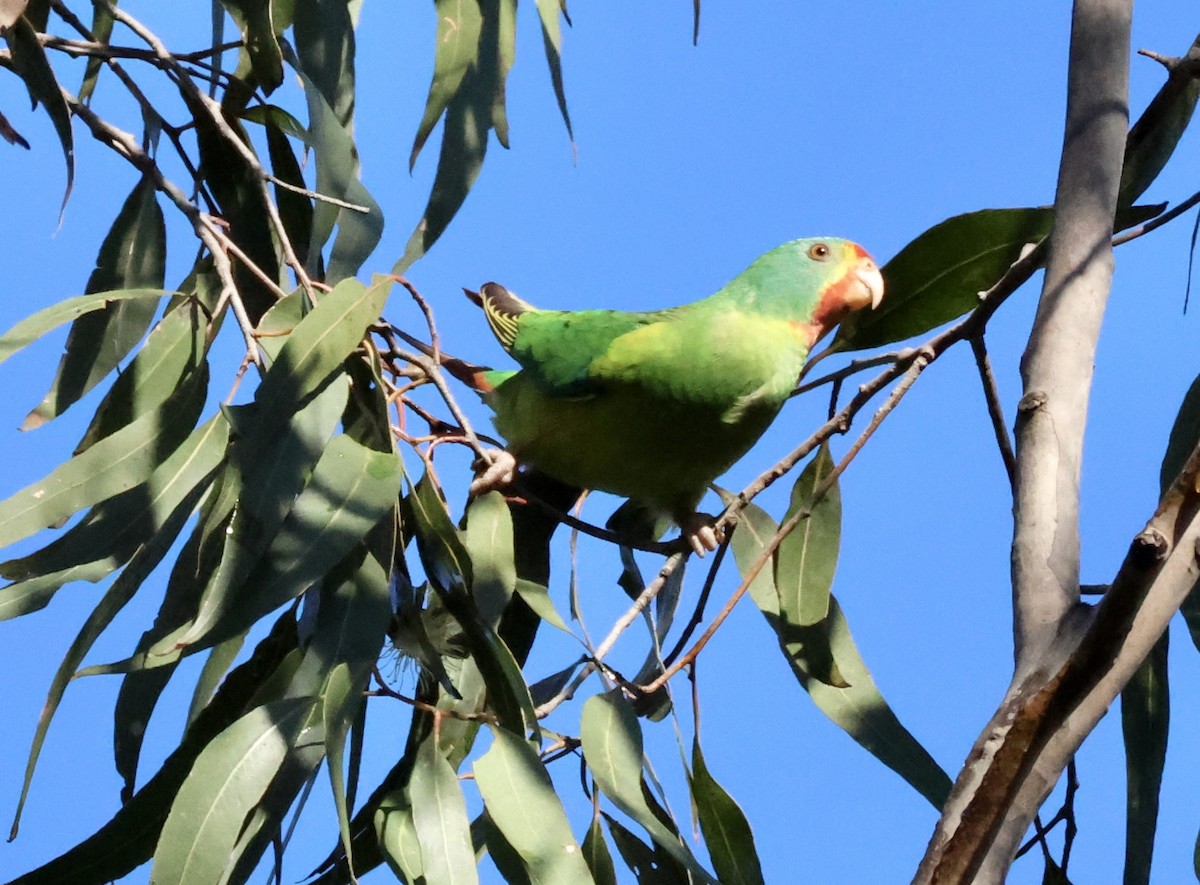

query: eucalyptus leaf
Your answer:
[150,697,314,885]
[690,737,764,885]
[25,178,165,428]
[3,16,73,216]
[410,734,480,885]
[474,725,594,883]
[581,691,716,883]
[732,501,951,810]
[774,443,841,629]
[1121,633,1169,885]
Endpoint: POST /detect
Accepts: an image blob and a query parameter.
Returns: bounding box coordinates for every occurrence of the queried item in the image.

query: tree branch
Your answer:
[915,1,1133,880]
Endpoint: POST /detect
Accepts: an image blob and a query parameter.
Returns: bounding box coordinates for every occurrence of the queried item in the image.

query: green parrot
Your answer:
[465,237,884,554]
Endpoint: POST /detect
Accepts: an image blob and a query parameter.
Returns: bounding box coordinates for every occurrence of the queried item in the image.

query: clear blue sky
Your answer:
[1,2,1199,882]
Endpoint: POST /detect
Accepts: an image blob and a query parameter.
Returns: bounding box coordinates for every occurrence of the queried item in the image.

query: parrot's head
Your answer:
[801,238,884,340]
[736,237,884,341]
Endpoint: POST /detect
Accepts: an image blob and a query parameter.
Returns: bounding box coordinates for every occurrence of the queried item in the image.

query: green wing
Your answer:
[475,282,678,396]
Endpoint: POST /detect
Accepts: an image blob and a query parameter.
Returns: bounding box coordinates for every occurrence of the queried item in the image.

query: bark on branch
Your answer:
[915,1,1134,880]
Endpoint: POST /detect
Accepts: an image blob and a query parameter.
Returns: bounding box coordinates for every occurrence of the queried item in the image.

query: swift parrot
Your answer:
[464,237,884,554]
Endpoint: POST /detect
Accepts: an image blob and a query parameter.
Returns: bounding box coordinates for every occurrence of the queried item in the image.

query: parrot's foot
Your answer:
[469,448,519,496]
[680,513,724,557]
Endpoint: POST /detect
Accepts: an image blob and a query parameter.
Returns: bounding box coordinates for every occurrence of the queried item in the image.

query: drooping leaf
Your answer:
[9,477,206,838]
[690,737,764,885]
[261,112,316,270]
[474,725,594,883]
[0,288,167,369]
[3,15,73,215]
[583,814,618,885]
[834,208,1052,352]
[603,813,685,884]
[376,788,425,883]
[25,178,166,427]
[465,490,517,628]
[219,0,284,94]
[1121,633,1169,885]
[411,0,484,169]
[732,501,951,810]
[75,299,208,453]
[529,657,585,706]
[0,367,205,550]
[291,0,356,128]
[150,697,314,884]
[78,1,114,103]
[534,0,574,142]
[1119,35,1200,205]
[7,615,298,884]
[774,442,841,629]
[581,691,716,883]
[281,43,382,282]
[514,577,572,633]
[409,734,479,885]
[0,411,228,620]
[169,433,400,654]
[1160,373,1200,649]
[480,811,534,884]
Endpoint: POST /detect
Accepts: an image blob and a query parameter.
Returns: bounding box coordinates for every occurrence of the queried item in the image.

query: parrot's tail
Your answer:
[465,283,535,351]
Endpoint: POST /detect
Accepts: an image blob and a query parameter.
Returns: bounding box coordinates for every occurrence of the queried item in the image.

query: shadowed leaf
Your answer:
[690,737,764,885]
[474,725,593,883]
[410,734,479,885]
[581,691,716,883]
[534,0,574,142]
[774,443,841,630]
[3,16,73,216]
[583,815,618,885]
[24,179,166,428]
[150,697,314,884]
[1121,633,1168,885]
[732,500,951,810]
[411,0,484,169]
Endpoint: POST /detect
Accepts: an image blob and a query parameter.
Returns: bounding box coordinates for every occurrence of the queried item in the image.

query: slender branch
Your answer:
[970,334,1017,488]
[101,1,315,302]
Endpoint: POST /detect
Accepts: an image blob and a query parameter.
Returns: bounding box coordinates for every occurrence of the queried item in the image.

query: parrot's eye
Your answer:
[808,243,831,261]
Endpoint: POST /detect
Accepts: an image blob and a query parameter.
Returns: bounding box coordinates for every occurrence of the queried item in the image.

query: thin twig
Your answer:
[970,333,1017,488]
[102,0,315,302]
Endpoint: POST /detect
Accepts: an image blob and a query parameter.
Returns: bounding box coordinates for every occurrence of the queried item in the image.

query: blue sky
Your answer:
[1,2,1199,882]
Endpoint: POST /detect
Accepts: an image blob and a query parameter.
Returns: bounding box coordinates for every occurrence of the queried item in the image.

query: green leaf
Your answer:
[603,813,686,884]
[1121,632,1168,885]
[474,725,593,883]
[171,433,400,653]
[514,577,572,633]
[582,815,618,885]
[835,208,1053,352]
[25,178,166,428]
[581,692,716,883]
[0,368,205,550]
[465,490,517,628]
[0,411,229,620]
[410,734,480,885]
[282,44,383,282]
[376,788,425,883]
[732,501,951,810]
[1160,373,1200,649]
[219,0,284,94]
[78,1,114,103]
[262,115,316,270]
[9,477,206,838]
[150,697,314,884]
[690,737,764,885]
[774,443,840,629]
[75,299,208,453]
[0,288,167,369]
[3,16,73,216]
[411,0,484,170]
[7,615,299,884]
[1120,36,1200,205]
[534,0,574,142]
[410,471,474,596]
